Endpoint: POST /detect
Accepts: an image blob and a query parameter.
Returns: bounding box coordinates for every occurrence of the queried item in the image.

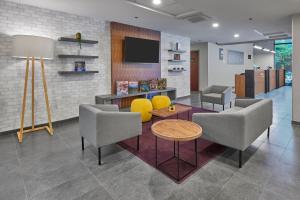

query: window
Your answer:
[274,39,292,85]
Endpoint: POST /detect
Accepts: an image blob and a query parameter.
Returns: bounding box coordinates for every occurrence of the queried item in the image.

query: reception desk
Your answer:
[265,69,276,92]
[276,69,285,88]
[245,69,265,98]
[235,69,285,98]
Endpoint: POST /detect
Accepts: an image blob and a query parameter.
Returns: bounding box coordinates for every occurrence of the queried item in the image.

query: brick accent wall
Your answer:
[0,1,111,132]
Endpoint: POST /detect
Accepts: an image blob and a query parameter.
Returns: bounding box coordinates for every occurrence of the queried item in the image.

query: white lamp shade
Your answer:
[12,35,54,59]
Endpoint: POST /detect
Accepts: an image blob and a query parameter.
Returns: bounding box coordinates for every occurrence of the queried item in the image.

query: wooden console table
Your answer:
[95,87,176,108]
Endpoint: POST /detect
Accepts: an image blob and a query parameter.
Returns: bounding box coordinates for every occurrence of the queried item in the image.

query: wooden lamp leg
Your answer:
[31,57,35,129]
[18,58,30,143]
[41,58,53,135]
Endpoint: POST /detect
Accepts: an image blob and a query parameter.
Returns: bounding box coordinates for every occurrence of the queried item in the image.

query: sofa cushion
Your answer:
[221,106,243,113]
[204,93,222,98]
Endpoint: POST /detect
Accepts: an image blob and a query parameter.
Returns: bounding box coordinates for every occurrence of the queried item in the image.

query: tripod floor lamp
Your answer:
[12,35,54,143]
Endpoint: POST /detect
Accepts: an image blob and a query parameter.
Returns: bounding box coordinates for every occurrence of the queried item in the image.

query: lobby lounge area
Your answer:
[1,0,300,200]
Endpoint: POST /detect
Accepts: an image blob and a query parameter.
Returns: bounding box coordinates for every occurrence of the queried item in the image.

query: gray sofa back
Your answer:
[192,99,273,151]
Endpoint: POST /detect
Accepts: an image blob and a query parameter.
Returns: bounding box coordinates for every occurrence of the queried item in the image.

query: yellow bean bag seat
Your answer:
[131,98,153,122]
[151,95,171,110]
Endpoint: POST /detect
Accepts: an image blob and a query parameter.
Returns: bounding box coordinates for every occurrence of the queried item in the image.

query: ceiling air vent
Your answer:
[268,34,289,39]
[261,31,289,39]
[175,11,211,23]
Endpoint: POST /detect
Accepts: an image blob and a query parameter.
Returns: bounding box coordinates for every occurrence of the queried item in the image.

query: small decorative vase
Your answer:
[168,105,176,112]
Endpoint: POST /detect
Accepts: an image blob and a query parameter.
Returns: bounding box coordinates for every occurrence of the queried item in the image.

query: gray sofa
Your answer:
[192,99,273,167]
[79,104,142,165]
[200,85,232,110]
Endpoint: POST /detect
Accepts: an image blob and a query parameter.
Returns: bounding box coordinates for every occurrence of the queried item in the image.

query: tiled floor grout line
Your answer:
[56,132,119,200]
[14,139,30,200]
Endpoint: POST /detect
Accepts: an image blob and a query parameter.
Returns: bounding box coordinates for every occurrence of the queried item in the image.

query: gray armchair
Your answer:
[192,99,273,167]
[200,85,232,110]
[79,104,142,165]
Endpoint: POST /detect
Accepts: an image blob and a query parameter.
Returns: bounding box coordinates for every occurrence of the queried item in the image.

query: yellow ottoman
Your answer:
[131,98,153,122]
[151,95,171,110]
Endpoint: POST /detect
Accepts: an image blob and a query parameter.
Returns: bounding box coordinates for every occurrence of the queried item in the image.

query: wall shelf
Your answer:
[168,69,186,72]
[168,59,186,62]
[168,49,186,53]
[58,54,98,59]
[58,71,99,75]
[58,37,98,44]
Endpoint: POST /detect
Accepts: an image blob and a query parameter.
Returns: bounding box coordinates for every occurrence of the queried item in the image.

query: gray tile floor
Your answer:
[1,86,299,200]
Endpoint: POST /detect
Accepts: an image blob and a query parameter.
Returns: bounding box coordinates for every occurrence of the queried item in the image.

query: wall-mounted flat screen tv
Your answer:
[124,37,160,63]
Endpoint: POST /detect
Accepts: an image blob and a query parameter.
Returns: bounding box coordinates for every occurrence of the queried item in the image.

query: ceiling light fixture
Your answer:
[234,34,240,38]
[254,45,263,50]
[263,48,270,52]
[271,50,276,54]
[212,23,219,28]
[152,0,161,5]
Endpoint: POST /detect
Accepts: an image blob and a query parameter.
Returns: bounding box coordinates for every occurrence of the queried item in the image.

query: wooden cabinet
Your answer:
[235,74,245,97]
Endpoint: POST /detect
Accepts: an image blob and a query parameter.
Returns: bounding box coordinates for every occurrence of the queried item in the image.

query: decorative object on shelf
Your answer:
[168,67,186,72]
[139,80,150,92]
[168,102,176,112]
[219,48,224,61]
[174,54,181,60]
[12,35,54,143]
[128,81,139,94]
[74,61,86,72]
[116,81,129,96]
[149,79,158,90]
[175,42,180,50]
[157,78,167,90]
[75,32,82,50]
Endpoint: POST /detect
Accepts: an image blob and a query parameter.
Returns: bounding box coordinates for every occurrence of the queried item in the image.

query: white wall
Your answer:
[254,53,274,69]
[207,43,254,86]
[161,32,191,97]
[292,14,300,123]
[253,40,275,69]
[191,43,208,90]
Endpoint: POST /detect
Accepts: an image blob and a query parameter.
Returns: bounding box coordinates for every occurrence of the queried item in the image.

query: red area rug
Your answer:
[119,105,226,183]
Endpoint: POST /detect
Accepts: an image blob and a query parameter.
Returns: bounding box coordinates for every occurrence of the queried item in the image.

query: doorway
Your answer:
[190,50,199,91]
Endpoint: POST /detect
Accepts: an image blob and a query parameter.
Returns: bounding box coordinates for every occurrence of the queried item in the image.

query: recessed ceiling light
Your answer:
[254,45,263,50]
[212,23,219,28]
[234,34,240,38]
[152,0,161,5]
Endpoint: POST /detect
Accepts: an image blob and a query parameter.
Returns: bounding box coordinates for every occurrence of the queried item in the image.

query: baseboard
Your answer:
[0,117,79,135]
[292,121,300,126]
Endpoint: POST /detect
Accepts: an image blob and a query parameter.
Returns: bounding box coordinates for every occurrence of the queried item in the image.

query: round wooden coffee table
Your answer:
[151,119,202,181]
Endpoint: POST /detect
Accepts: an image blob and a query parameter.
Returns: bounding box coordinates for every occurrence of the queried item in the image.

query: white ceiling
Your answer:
[7,0,300,43]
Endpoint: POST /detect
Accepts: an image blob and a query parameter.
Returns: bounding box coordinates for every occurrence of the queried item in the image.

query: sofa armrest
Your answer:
[96,112,142,147]
[221,87,232,105]
[79,104,100,147]
[201,86,213,95]
[235,99,261,108]
[92,104,119,112]
[192,112,246,150]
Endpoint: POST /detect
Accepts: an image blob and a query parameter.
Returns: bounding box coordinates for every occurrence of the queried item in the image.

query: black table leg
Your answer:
[177,141,180,181]
[195,139,198,167]
[155,136,158,168]
[187,110,190,121]
[173,140,176,156]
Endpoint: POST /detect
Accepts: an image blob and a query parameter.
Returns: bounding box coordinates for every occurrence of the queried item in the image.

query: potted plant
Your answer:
[168,101,176,112]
